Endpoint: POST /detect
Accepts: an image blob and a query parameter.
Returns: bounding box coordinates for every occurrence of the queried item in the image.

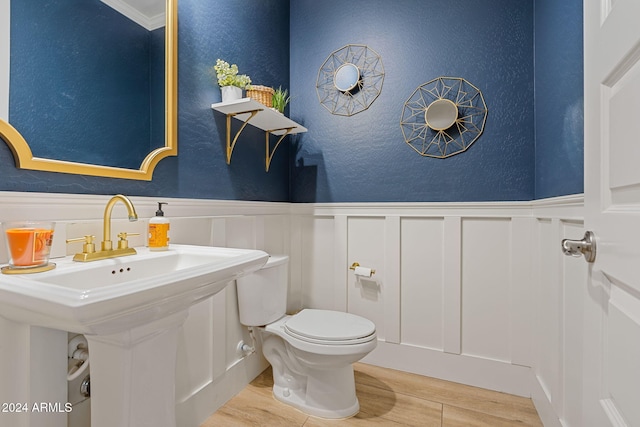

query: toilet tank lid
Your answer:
[263,255,288,268]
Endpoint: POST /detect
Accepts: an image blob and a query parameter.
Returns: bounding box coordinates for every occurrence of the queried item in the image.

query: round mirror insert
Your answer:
[333,63,360,92]
[424,99,458,131]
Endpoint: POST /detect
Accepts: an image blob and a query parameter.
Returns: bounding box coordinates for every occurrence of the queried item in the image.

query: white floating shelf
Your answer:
[211,98,307,135]
[211,98,307,172]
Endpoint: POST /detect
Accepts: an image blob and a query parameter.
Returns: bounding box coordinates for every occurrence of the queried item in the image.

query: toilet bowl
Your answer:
[236,256,377,419]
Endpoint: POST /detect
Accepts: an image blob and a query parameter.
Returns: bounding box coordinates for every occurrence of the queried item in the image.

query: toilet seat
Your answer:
[283,309,376,345]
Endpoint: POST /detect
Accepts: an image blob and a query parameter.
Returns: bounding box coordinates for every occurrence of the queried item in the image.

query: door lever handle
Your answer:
[561,231,596,263]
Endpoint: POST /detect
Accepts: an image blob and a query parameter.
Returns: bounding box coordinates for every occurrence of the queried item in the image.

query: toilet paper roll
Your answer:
[353,266,373,277]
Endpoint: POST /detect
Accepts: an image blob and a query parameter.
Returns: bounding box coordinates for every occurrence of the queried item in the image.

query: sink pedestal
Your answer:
[86,310,189,427]
[0,244,269,427]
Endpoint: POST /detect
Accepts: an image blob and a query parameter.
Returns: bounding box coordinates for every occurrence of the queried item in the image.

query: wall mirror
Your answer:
[334,63,360,93]
[316,44,384,117]
[400,77,487,159]
[0,0,177,181]
[425,99,458,131]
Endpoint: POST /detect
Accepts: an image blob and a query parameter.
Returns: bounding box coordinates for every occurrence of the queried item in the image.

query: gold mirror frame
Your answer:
[400,77,487,159]
[316,44,384,117]
[0,0,178,181]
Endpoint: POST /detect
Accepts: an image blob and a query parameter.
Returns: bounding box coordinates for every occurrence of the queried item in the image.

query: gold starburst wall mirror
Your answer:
[400,77,487,158]
[316,44,384,116]
[0,0,178,180]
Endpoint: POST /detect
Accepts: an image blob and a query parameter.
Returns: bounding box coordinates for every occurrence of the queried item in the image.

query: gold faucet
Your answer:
[66,194,139,262]
[101,194,138,251]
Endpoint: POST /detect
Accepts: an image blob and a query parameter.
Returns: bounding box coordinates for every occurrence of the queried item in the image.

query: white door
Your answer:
[582,0,640,425]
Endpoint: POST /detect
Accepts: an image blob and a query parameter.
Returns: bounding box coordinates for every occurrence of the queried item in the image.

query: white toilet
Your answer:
[236,255,377,419]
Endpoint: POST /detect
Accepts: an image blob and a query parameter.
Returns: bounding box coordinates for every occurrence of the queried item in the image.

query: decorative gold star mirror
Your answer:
[316,44,384,116]
[400,77,487,158]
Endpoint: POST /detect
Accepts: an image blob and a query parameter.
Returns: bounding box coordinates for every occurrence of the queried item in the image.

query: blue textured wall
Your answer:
[0,0,291,201]
[1,0,583,203]
[534,0,584,198]
[290,0,536,202]
[175,0,290,201]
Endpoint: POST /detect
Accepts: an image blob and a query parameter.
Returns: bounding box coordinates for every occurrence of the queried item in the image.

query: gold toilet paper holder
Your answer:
[349,262,376,275]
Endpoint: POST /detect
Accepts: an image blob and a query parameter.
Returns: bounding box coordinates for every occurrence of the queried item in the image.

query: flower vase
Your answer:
[221,86,242,103]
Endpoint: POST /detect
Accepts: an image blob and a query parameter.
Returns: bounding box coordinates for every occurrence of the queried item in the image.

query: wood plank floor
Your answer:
[201,363,543,426]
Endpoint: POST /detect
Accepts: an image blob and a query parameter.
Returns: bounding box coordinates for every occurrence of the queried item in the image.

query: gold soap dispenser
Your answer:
[148,202,170,251]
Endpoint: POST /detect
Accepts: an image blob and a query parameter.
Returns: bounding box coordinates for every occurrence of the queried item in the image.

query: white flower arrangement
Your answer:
[213,59,251,89]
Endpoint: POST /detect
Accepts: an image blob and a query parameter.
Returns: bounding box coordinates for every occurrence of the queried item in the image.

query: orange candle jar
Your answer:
[3,222,55,268]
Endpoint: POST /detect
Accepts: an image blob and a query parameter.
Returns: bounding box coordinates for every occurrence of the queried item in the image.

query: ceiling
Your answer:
[100,0,165,31]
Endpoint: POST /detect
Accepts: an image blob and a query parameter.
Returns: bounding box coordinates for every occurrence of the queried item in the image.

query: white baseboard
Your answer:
[530,371,563,427]
[363,341,532,397]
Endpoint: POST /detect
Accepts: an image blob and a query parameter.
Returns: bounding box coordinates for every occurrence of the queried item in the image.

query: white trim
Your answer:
[291,194,584,218]
[0,191,291,222]
[0,191,585,219]
[363,341,532,397]
[530,193,584,208]
[443,216,462,354]
[510,216,536,367]
[292,201,532,216]
[333,215,348,312]
[100,0,166,31]
[531,371,565,427]
[383,215,401,344]
[531,194,585,219]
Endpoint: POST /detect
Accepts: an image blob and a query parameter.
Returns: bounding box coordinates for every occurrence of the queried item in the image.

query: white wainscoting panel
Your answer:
[170,217,214,246]
[461,218,512,362]
[443,216,462,355]
[0,192,587,427]
[347,217,387,342]
[299,216,336,311]
[222,216,256,249]
[400,217,445,351]
[175,297,216,402]
[383,216,401,344]
[291,195,585,404]
[261,214,290,256]
[333,215,348,312]
[510,216,536,367]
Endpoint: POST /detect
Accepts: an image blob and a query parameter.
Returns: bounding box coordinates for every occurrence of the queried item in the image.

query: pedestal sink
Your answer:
[0,244,269,427]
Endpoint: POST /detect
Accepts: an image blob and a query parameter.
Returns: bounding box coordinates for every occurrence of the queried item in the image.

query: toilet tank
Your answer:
[236,255,289,326]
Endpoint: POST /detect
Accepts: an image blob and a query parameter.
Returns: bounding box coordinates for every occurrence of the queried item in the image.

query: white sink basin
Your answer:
[0,243,269,427]
[0,244,268,335]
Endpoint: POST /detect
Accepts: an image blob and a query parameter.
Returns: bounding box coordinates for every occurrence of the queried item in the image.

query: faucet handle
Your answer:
[117,232,140,250]
[66,235,96,254]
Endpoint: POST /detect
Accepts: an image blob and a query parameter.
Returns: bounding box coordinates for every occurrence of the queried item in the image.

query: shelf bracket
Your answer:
[265,127,294,172]
[225,109,262,164]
